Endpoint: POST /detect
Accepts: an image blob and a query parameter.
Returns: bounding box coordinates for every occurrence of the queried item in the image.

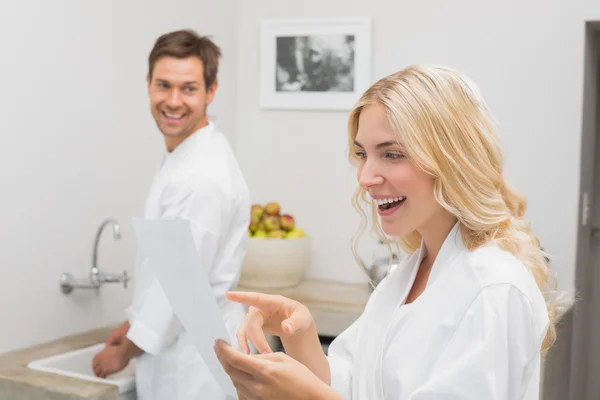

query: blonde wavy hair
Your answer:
[348,65,556,352]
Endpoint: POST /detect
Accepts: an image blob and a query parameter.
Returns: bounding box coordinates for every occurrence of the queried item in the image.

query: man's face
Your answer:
[147,56,217,140]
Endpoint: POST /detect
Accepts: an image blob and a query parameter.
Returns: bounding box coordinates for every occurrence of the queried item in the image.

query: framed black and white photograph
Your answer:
[260,18,372,111]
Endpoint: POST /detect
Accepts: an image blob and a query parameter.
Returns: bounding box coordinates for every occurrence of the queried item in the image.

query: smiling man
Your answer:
[91,30,251,400]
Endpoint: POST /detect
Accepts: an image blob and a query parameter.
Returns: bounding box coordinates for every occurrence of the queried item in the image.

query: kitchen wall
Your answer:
[0,0,239,354]
[3,0,600,355]
[235,0,600,289]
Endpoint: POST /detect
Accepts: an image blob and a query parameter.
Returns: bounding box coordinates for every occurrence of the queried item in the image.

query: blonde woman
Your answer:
[214,65,555,399]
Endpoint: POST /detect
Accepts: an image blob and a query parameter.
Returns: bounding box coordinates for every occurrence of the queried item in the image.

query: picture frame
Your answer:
[259,18,372,111]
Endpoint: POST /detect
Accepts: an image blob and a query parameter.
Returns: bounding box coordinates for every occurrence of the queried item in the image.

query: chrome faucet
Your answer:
[366,240,401,292]
[60,218,130,295]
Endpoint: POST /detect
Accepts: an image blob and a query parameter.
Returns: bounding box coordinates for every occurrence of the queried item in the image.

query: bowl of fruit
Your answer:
[239,202,310,289]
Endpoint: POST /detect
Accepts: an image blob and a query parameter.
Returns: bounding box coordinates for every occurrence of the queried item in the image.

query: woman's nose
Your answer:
[358,161,384,189]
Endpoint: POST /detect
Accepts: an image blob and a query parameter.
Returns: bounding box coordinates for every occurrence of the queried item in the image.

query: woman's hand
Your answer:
[225,291,314,354]
[214,340,342,400]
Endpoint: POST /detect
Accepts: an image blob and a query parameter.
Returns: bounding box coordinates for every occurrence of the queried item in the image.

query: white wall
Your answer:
[235,0,600,289]
[0,0,239,354]
[3,0,599,355]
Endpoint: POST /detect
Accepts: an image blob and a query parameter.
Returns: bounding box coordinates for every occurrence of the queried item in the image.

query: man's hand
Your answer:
[92,334,143,378]
[92,344,130,378]
[106,321,130,346]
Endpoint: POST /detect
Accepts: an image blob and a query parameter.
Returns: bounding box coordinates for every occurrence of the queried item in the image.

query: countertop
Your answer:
[0,280,369,399]
[0,325,119,400]
[237,278,371,337]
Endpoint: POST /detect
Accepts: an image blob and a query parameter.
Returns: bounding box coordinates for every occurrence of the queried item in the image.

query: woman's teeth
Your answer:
[374,196,406,206]
[375,196,407,211]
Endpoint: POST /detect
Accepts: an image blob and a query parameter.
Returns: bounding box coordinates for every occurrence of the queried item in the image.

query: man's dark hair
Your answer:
[148,29,221,90]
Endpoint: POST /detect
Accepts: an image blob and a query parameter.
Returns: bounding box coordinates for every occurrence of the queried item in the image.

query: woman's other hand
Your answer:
[225,291,314,354]
[214,340,342,400]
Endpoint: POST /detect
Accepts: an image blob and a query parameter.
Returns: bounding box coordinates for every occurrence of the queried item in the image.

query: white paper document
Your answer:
[132,217,237,398]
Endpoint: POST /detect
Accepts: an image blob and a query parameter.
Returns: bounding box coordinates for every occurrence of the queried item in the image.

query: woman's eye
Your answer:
[386,152,404,160]
[354,151,366,159]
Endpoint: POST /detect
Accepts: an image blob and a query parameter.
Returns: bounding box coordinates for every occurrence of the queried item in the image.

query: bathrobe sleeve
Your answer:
[407,284,549,400]
[127,175,231,355]
[326,312,365,399]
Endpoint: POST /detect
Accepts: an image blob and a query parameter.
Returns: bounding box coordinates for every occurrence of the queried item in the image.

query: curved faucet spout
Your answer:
[60,217,129,295]
[92,218,121,273]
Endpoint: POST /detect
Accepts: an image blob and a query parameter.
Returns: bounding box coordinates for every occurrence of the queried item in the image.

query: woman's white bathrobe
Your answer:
[327,223,549,400]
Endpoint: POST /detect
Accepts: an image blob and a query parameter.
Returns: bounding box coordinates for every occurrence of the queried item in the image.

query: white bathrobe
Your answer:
[125,121,250,400]
[327,223,549,400]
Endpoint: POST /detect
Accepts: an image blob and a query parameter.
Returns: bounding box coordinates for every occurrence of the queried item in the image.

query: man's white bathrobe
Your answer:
[125,122,250,400]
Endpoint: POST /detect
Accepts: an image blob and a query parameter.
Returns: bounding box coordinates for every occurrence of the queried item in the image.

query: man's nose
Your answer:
[166,89,183,108]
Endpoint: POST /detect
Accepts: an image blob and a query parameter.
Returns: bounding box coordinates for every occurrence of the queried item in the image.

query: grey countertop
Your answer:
[0,279,370,399]
[0,325,121,400]
[237,278,370,337]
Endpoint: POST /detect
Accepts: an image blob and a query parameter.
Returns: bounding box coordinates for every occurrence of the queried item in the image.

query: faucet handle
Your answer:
[122,270,129,289]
